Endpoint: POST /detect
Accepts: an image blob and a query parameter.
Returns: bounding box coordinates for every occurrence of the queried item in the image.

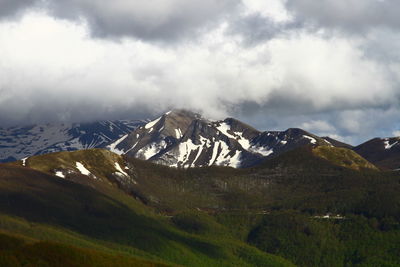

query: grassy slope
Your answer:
[0,231,170,267]
[312,146,378,171]
[0,164,294,267]
[15,147,399,218]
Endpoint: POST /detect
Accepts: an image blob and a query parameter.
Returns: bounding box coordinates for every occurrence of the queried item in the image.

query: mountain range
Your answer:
[0,120,144,163]
[2,109,400,170]
[1,109,400,266]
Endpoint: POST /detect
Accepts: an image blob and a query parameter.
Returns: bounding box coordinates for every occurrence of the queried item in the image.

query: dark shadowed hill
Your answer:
[354,137,400,170]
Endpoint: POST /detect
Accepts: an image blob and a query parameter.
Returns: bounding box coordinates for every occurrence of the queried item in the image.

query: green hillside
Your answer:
[312,146,378,170]
[2,146,400,266]
[0,164,294,267]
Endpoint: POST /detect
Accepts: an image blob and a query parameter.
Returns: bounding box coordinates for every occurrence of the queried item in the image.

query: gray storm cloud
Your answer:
[286,0,400,33]
[0,0,399,145]
[0,0,240,41]
[0,0,40,20]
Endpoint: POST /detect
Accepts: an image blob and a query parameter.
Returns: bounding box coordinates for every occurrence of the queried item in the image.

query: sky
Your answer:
[0,0,399,145]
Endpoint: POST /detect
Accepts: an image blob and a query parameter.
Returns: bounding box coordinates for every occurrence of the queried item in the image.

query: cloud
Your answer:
[301,120,336,133]
[0,0,240,41]
[0,2,400,145]
[393,131,400,137]
[285,0,400,34]
[0,0,38,19]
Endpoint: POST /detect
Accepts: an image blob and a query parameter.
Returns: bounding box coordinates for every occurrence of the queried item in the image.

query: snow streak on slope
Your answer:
[137,141,167,160]
[55,171,65,178]
[107,134,128,155]
[175,139,202,167]
[76,162,92,176]
[384,139,399,150]
[145,117,162,129]
[303,135,317,144]
[114,162,128,176]
[216,122,273,156]
[175,128,183,139]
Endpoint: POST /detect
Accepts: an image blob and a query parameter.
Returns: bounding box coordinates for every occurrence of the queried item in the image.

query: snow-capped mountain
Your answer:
[0,120,144,162]
[109,109,335,168]
[354,137,400,170]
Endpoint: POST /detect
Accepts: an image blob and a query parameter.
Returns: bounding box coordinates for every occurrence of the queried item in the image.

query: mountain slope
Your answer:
[0,231,171,267]
[321,136,353,149]
[110,110,337,168]
[0,162,294,267]
[312,146,378,171]
[0,110,355,169]
[0,120,144,163]
[4,148,398,267]
[354,137,400,170]
[13,147,377,213]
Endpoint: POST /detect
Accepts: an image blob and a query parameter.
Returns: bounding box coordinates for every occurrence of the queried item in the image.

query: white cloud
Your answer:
[301,120,336,133]
[392,131,400,137]
[242,0,291,22]
[0,2,400,145]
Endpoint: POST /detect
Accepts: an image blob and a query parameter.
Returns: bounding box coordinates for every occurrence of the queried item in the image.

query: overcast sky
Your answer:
[0,0,399,145]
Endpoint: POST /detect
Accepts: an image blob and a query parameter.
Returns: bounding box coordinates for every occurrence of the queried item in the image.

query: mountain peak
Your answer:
[2,109,351,169]
[108,110,349,168]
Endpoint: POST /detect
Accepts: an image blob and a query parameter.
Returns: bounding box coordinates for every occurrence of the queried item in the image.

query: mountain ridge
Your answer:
[110,109,343,168]
[0,120,144,163]
[4,109,398,170]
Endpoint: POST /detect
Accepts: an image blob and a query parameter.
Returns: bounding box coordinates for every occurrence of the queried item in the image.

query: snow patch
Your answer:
[176,139,200,167]
[253,147,274,157]
[175,128,183,139]
[216,123,272,157]
[384,140,398,150]
[192,145,203,167]
[75,162,92,176]
[215,141,231,165]
[114,162,128,176]
[199,136,212,148]
[137,141,167,160]
[216,123,236,139]
[107,134,128,155]
[323,139,333,146]
[145,117,162,129]
[21,157,28,166]
[209,142,220,165]
[234,131,251,150]
[229,151,242,168]
[175,136,216,167]
[55,171,65,178]
[303,135,317,144]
